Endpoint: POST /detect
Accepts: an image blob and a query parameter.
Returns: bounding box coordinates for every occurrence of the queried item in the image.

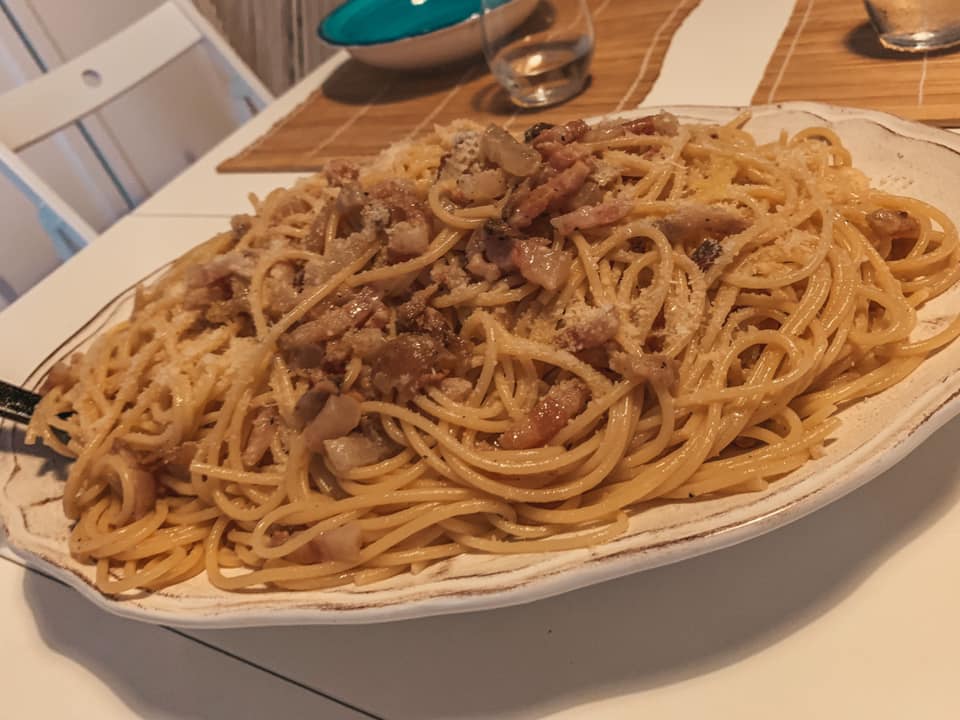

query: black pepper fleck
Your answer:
[691,238,722,272]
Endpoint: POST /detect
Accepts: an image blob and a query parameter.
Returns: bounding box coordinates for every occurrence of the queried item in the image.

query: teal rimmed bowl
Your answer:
[318,0,539,70]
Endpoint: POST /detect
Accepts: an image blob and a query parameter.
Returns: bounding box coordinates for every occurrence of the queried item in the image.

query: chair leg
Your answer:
[37,205,87,260]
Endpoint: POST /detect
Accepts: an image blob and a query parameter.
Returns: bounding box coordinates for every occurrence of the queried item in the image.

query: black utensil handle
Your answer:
[0,380,41,425]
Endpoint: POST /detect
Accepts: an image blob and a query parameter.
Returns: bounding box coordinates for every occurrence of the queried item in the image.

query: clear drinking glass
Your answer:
[480,0,595,108]
[864,0,960,52]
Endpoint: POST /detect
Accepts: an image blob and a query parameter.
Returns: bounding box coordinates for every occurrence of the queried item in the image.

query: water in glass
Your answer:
[482,0,594,108]
[864,0,960,51]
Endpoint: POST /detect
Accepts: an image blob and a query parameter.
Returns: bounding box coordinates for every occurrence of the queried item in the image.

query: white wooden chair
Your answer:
[0,0,272,260]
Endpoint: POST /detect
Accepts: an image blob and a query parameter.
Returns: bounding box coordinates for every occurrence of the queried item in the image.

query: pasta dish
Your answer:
[27,112,960,595]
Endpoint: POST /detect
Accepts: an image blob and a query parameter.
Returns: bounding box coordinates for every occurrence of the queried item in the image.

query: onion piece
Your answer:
[323,433,394,474]
[304,395,362,451]
[481,124,540,177]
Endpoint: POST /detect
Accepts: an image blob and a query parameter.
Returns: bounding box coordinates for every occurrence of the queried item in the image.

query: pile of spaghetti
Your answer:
[28,112,960,595]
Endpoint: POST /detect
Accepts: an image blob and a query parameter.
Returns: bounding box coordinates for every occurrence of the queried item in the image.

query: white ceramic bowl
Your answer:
[319,0,539,70]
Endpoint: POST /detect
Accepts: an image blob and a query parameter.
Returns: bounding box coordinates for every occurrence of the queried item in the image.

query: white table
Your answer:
[4,1,960,717]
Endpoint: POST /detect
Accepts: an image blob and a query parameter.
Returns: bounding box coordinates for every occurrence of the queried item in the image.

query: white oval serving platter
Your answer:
[3,102,960,628]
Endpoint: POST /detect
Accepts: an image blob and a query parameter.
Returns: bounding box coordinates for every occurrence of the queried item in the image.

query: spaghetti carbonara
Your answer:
[28,112,960,594]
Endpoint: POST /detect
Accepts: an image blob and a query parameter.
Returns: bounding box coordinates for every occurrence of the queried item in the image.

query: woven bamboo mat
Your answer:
[218,0,700,172]
[755,0,960,126]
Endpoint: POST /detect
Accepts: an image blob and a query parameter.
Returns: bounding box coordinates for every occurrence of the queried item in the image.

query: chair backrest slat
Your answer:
[0,144,98,258]
[0,0,272,275]
[0,3,202,151]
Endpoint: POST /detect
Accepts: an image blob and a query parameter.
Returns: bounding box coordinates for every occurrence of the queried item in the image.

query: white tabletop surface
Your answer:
[4,1,960,717]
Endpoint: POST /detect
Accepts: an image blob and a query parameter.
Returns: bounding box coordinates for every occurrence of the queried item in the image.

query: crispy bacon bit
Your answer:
[480,220,520,271]
[358,178,431,258]
[335,328,388,361]
[657,204,747,246]
[480,125,540,177]
[430,255,469,290]
[551,198,632,235]
[532,119,589,147]
[323,337,361,370]
[610,352,678,388]
[283,288,382,348]
[540,142,591,171]
[324,159,359,187]
[557,306,620,351]
[465,233,502,282]
[361,201,391,232]
[371,334,454,398]
[582,123,626,144]
[230,213,253,237]
[401,304,452,338]
[371,269,419,299]
[866,208,921,242]
[264,262,298,316]
[509,161,592,228]
[303,394,362,451]
[185,251,253,288]
[467,226,573,291]
[369,178,423,218]
[183,266,251,324]
[324,434,394,474]
[524,122,555,143]
[209,296,250,325]
[287,343,327,371]
[691,238,723,272]
[530,119,592,170]
[182,284,223,309]
[621,112,679,136]
[466,220,525,282]
[336,183,365,216]
[574,346,610,370]
[243,407,277,467]
[396,285,442,331]
[512,239,572,292]
[284,522,363,564]
[499,379,590,450]
[269,192,311,219]
[305,233,378,290]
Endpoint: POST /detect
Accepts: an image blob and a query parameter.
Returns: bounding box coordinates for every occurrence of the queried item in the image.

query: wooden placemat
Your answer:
[218,0,700,172]
[755,0,960,125]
